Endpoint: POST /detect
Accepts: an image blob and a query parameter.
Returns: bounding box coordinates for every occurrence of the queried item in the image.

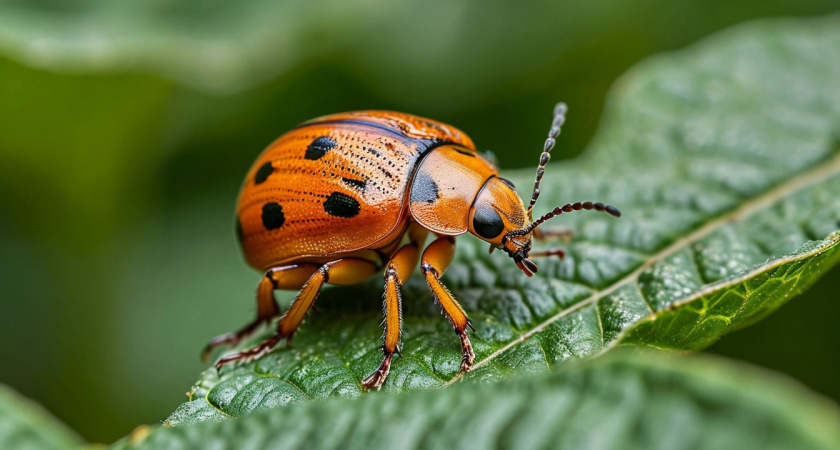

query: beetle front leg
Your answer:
[421,236,476,372]
[531,228,572,261]
[528,248,566,259]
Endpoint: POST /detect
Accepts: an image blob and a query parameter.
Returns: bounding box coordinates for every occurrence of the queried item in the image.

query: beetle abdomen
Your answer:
[236,112,474,270]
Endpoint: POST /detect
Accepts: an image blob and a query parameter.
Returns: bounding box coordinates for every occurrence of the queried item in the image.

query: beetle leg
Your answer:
[214,258,377,370]
[362,240,421,389]
[528,248,566,259]
[201,264,319,362]
[531,227,572,261]
[420,236,476,372]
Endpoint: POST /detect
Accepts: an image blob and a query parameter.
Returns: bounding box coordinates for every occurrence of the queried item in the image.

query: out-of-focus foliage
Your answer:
[166,15,840,424]
[120,350,840,450]
[0,383,82,450]
[1,0,839,444]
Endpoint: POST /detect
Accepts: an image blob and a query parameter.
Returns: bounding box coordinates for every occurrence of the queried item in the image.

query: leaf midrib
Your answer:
[445,151,840,386]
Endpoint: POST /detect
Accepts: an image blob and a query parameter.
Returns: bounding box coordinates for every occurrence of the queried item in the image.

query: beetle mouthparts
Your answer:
[513,254,538,277]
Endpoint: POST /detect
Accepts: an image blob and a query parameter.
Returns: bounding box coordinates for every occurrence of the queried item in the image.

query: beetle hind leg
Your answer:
[214,258,377,370]
[200,274,280,362]
[201,264,318,362]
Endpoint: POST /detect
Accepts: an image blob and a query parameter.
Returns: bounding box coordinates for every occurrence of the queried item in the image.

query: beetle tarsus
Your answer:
[361,353,393,390]
[201,333,237,363]
[214,334,283,370]
[457,329,476,372]
[529,248,566,259]
[201,317,272,362]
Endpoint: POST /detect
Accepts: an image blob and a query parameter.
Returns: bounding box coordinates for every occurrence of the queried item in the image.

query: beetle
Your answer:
[202,103,620,389]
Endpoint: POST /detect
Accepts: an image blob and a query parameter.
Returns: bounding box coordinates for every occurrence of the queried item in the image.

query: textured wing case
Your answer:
[236,111,474,270]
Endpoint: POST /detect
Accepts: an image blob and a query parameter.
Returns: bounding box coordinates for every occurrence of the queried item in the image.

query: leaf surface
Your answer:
[0,384,83,450]
[167,15,840,424]
[123,350,840,450]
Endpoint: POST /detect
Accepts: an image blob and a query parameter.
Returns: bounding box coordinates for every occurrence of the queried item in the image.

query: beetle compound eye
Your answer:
[472,204,505,239]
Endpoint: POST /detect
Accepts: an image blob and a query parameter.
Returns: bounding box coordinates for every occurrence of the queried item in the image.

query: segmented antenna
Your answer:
[527,103,568,219]
[509,201,621,237]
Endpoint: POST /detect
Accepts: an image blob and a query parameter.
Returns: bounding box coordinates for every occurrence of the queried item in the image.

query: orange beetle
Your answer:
[203,104,620,389]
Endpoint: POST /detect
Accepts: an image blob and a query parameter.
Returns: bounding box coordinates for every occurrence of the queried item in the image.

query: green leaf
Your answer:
[0,383,83,449]
[120,350,840,449]
[167,15,840,424]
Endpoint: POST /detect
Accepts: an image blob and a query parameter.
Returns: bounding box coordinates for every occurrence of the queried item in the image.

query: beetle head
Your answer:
[466,174,622,277]
[469,103,622,278]
[502,232,537,276]
[468,176,539,276]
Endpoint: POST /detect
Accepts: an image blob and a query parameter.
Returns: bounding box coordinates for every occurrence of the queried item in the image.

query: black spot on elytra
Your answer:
[261,202,286,230]
[342,177,367,190]
[410,171,439,204]
[254,162,274,185]
[365,147,383,158]
[323,192,360,218]
[305,136,338,160]
[472,203,505,239]
[235,218,245,242]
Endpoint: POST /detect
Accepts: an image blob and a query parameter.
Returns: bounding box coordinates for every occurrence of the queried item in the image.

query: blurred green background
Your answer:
[1,1,839,444]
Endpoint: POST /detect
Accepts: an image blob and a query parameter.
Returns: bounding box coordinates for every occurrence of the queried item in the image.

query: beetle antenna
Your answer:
[526,102,568,219]
[510,201,620,237]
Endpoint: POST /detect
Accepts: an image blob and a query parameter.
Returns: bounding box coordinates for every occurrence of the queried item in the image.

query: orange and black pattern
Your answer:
[236,111,474,270]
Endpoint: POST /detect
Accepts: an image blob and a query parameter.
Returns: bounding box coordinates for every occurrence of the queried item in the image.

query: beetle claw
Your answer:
[202,315,276,362]
[201,333,238,362]
[213,334,283,371]
[361,353,393,390]
[457,329,476,372]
